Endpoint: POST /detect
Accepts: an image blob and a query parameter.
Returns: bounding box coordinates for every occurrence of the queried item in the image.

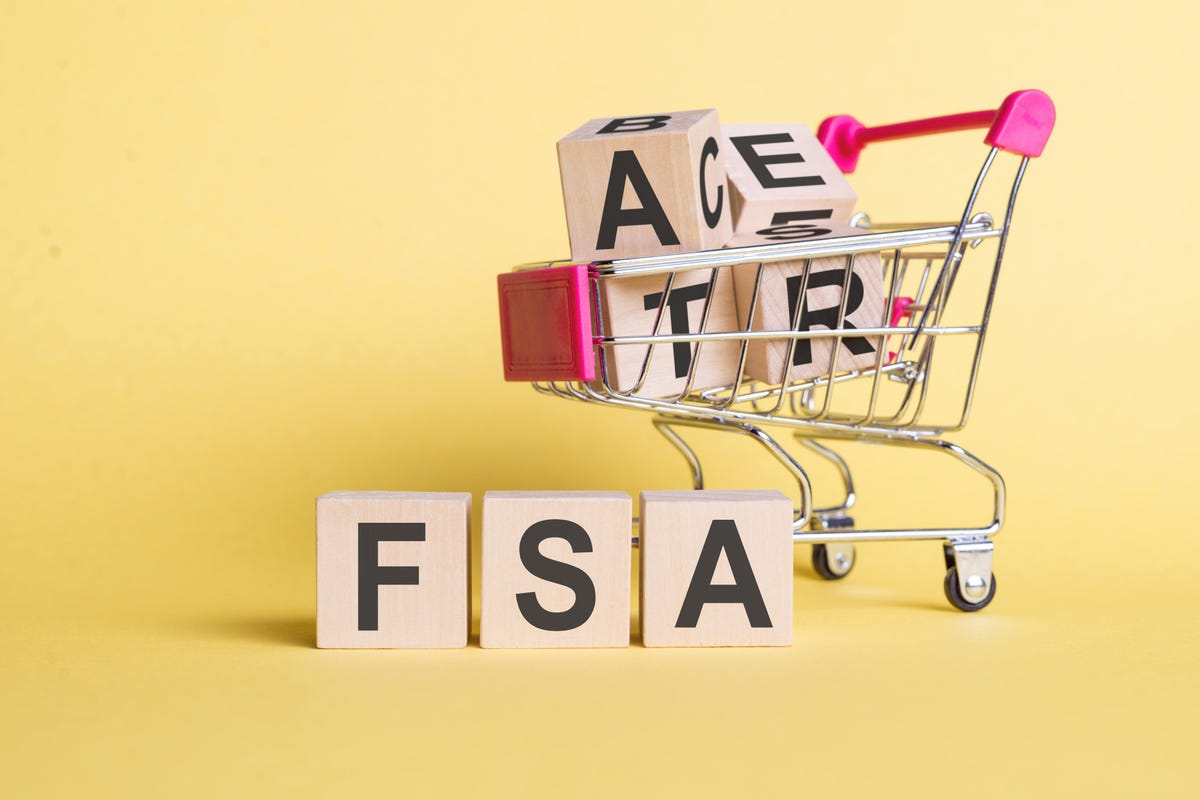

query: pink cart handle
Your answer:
[817,90,1056,173]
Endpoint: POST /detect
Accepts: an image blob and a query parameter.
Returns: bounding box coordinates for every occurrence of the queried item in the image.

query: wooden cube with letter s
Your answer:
[481,491,632,648]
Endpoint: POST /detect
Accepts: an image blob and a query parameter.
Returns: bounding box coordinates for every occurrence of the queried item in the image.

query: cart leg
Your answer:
[794,438,857,579]
[730,422,814,534]
[652,419,704,490]
[900,437,1005,536]
[900,437,1002,611]
[794,437,857,517]
[650,416,814,532]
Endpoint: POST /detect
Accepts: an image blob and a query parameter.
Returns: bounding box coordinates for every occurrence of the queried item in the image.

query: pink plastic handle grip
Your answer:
[817,90,1055,173]
[497,264,595,382]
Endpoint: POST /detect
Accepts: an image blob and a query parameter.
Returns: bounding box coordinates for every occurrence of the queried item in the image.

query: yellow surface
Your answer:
[2,1,1197,796]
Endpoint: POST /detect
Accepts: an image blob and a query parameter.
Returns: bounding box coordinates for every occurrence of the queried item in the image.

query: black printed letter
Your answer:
[596,150,680,251]
[358,522,423,631]
[676,519,772,628]
[516,519,597,632]
[643,282,710,378]
[699,136,723,229]
[784,268,874,367]
[754,209,834,241]
[730,133,826,189]
[596,116,671,134]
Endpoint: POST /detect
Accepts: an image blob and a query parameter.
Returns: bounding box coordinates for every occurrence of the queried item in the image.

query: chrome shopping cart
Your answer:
[497,90,1055,611]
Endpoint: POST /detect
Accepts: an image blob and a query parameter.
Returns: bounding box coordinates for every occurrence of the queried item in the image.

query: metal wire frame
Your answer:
[525,145,1033,619]
[525,147,1030,587]
[532,147,1028,441]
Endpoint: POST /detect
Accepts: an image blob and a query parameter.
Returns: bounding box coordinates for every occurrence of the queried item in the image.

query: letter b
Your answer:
[597,115,671,134]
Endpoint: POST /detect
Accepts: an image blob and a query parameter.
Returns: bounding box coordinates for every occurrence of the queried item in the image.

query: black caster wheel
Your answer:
[943,567,996,611]
[812,543,855,581]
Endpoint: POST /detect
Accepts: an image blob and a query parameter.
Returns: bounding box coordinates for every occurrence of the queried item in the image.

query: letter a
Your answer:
[676,519,772,628]
[595,150,681,251]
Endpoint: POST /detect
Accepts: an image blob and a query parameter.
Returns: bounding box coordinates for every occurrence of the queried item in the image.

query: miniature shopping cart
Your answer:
[497,90,1055,611]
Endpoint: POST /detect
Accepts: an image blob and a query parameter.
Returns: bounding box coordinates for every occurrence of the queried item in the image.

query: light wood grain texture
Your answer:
[316,491,470,649]
[557,109,733,262]
[722,122,857,240]
[596,265,742,398]
[639,490,793,647]
[481,491,631,648]
[730,224,887,385]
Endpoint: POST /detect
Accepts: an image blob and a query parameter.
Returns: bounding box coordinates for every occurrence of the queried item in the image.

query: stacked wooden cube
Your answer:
[557,109,886,398]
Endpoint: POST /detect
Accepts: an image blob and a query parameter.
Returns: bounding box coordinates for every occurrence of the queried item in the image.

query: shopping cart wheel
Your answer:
[812,544,855,581]
[943,567,996,612]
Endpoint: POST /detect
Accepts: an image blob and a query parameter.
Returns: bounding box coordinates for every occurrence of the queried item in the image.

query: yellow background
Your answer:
[3,1,1197,796]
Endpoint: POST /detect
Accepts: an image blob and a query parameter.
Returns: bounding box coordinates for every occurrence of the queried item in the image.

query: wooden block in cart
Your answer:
[481,491,631,648]
[557,109,733,262]
[639,490,793,647]
[729,223,887,386]
[722,122,857,239]
[316,492,470,648]
[595,264,742,398]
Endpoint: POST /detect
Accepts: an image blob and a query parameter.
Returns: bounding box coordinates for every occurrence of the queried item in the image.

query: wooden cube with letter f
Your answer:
[316,492,470,648]
[639,490,793,647]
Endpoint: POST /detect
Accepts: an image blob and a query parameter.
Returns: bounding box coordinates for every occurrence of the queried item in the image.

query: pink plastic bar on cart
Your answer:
[818,89,1055,173]
[886,296,916,364]
[498,264,595,382]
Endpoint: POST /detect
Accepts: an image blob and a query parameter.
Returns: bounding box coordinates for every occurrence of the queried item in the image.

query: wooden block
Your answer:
[317,491,470,649]
[481,491,631,648]
[730,224,887,385]
[639,490,793,647]
[596,266,742,398]
[558,109,733,262]
[722,123,857,240]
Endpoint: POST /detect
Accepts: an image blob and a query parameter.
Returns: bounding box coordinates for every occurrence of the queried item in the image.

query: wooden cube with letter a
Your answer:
[316,491,470,649]
[596,265,742,398]
[730,224,887,385]
[722,123,857,241]
[557,109,733,262]
[639,490,793,647]
[481,491,631,648]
